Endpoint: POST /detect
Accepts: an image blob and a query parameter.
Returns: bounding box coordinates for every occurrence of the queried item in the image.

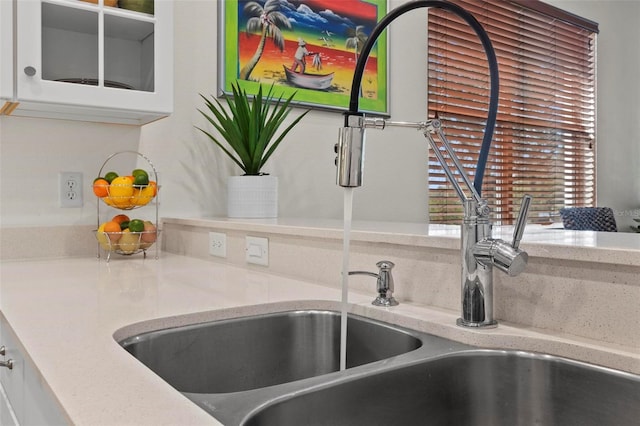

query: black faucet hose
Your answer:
[346,0,499,195]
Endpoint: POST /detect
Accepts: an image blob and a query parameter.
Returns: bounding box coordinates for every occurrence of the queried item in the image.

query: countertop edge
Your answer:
[162,217,640,267]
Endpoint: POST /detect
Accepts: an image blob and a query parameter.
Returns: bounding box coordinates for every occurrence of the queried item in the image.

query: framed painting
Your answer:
[218,0,389,115]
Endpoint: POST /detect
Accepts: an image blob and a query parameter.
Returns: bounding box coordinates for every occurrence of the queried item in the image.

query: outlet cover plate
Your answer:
[209,232,227,258]
[246,236,268,266]
[59,172,83,208]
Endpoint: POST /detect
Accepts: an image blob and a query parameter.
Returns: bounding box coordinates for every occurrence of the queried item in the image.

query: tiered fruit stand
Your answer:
[94,151,159,261]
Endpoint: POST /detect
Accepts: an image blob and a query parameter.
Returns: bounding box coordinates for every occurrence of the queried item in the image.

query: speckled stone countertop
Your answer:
[1,253,638,425]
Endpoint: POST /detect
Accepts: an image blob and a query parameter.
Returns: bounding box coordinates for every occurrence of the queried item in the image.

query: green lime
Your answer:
[119,220,130,230]
[128,219,145,233]
[104,171,119,184]
[132,169,148,178]
[133,173,149,187]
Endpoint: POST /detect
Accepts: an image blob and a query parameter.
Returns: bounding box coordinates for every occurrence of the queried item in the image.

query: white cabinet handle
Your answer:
[24,66,36,76]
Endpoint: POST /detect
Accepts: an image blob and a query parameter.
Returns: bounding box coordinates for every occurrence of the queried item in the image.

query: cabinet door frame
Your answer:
[0,0,15,100]
[15,0,172,115]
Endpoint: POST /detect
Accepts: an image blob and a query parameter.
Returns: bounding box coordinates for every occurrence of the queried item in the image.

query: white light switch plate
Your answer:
[245,236,269,266]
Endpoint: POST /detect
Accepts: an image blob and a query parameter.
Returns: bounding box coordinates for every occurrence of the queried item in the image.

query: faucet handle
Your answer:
[473,193,531,277]
[512,194,532,249]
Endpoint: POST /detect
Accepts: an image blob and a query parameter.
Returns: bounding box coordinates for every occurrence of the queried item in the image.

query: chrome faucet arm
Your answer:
[358,117,484,208]
[422,119,484,207]
[349,261,398,307]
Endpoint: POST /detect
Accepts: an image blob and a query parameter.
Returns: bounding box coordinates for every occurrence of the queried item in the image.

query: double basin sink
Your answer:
[119,309,640,425]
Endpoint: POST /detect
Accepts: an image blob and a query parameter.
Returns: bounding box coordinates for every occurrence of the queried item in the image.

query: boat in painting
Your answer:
[283,65,334,90]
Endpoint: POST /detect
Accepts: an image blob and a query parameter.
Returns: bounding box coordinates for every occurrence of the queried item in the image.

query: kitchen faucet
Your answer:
[335,0,532,328]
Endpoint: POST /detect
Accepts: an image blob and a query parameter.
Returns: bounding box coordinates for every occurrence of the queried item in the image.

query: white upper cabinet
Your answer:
[2,0,173,125]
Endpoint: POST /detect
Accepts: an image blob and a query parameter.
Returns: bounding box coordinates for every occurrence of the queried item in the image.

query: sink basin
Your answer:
[119,310,422,394]
[243,350,640,426]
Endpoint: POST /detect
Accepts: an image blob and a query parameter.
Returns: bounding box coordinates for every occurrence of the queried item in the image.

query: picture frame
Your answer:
[218,0,389,115]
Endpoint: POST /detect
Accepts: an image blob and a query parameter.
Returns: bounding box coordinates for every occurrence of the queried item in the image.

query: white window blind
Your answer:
[428,0,598,224]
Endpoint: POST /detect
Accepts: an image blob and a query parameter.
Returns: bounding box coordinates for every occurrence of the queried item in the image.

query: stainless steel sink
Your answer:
[119,310,637,425]
[119,310,422,394]
[243,350,640,426]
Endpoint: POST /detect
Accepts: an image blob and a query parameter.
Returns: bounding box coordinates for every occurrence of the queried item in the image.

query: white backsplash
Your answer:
[161,217,640,350]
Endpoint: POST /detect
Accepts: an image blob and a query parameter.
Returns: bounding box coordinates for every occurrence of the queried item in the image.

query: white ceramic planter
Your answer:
[227,175,278,218]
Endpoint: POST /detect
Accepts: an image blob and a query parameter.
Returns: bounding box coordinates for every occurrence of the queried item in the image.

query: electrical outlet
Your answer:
[246,236,269,266]
[59,172,83,208]
[209,232,227,257]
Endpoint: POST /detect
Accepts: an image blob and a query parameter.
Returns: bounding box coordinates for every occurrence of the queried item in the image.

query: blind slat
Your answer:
[428,0,596,226]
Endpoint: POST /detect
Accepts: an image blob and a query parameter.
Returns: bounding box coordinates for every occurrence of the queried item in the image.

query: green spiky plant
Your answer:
[197,82,309,175]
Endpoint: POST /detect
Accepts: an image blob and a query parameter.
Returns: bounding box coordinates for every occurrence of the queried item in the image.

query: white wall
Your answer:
[547,0,640,230]
[139,0,429,222]
[1,0,638,230]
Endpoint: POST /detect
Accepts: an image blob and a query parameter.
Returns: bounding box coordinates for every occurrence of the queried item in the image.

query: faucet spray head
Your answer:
[336,114,366,188]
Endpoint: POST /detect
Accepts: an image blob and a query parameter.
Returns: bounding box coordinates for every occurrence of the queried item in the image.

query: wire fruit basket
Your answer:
[94,151,160,261]
[96,229,158,255]
[94,152,159,210]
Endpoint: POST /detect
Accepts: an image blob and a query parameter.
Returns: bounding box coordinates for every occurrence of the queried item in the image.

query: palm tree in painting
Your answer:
[239,0,291,81]
[345,25,369,96]
[345,25,369,64]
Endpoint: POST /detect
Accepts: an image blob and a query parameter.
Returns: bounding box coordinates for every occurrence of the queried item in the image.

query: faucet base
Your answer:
[456,318,498,329]
[373,296,399,307]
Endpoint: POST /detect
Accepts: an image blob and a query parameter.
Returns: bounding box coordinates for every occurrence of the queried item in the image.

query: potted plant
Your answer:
[197,81,309,218]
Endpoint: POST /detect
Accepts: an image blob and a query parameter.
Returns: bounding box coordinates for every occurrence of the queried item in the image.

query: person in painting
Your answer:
[291,38,314,73]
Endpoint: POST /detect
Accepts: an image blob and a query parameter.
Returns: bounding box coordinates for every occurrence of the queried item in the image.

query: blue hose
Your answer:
[346,0,499,196]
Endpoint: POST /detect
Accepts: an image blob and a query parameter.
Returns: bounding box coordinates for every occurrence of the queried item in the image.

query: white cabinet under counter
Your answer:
[1,0,173,125]
[0,313,69,425]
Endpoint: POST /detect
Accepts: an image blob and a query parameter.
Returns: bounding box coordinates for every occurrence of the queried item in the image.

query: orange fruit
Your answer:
[92,178,109,198]
[111,214,130,225]
[103,221,122,243]
[147,181,158,196]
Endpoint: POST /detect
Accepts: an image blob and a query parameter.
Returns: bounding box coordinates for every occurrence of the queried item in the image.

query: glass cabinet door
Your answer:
[39,0,155,92]
[40,2,99,85]
[104,12,155,92]
[14,0,170,123]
